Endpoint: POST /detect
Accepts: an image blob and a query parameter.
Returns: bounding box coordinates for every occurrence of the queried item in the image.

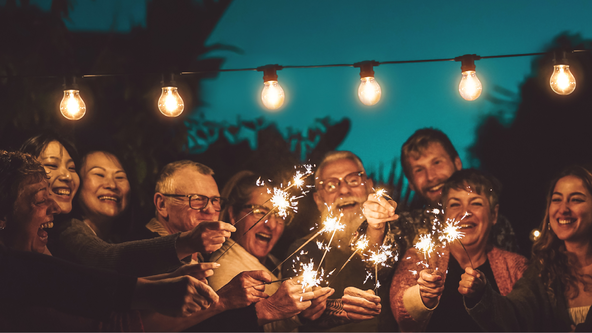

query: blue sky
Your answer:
[30,0,592,176]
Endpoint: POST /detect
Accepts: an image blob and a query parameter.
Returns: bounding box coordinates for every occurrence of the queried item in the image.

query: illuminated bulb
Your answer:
[529,228,541,242]
[358,77,382,105]
[456,54,482,101]
[459,70,482,101]
[355,61,381,106]
[60,89,86,120]
[258,65,285,110]
[158,87,184,117]
[550,64,576,95]
[261,80,285,110]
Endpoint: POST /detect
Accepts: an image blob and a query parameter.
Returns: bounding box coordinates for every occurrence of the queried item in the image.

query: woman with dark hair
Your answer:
[390,169,527,332]
[463,165,592,331]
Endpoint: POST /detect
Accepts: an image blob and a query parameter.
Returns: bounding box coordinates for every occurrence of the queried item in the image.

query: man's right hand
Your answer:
[363,193,399,227]
[177,221,236,258]
[341,287,381,321]
[216,270,271,311]
[255,279,315,325]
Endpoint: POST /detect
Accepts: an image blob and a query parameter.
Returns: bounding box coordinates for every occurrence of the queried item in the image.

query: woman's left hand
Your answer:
[458,267,486,299]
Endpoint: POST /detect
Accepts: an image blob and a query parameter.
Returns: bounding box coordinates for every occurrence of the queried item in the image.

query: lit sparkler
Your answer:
[334,235,369,277]
[365,244,394,292]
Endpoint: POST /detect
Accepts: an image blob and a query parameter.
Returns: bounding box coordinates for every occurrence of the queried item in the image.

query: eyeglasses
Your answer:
[241,204,291,223]
[317,171,365,193]
[162,194,226,211]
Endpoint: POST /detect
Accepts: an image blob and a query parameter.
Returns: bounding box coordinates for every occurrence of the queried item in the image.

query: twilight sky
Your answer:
[31,0,592,176]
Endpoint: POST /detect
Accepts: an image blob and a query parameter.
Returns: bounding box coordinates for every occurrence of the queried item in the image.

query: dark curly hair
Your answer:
[532,164,592,302]
[0,150,46,221]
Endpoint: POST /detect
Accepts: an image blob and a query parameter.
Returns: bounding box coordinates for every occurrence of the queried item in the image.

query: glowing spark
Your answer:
[439,219,464,245]
[355,235,369,252]
[256,177,265,186]
[415,234,435,259]
[268,187,296,217]
[373,187,393,201]
[322,214,345,233]
[367,244,394,291]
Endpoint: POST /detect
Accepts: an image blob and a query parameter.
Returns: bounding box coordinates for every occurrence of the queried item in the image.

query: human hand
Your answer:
[135,275,219,317]
[299,286,334,321]
[216,270,270,311]
[171,262,220,283]
[418,269,444,309]
[458,267,486,300]
[363,193,399,230]
[341,287,381,321]
[182,221,236,255]
[255,279,315,325]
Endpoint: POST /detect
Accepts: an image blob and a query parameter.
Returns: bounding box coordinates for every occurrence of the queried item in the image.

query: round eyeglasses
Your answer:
[317,171,365,193]
[241,204,291,223]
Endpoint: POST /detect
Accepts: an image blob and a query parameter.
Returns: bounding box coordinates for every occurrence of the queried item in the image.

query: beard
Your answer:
[318,196,366,247]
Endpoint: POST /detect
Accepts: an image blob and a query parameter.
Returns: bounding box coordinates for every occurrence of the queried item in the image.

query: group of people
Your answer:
[0,127,590,331]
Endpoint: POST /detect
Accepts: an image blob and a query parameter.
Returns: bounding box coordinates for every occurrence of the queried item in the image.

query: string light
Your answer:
[59,76,86,120]
[258,65,285,110]
[158,73,184,117]
[354,61,381,106]
[455,54,482,101]
[550,50,576,95]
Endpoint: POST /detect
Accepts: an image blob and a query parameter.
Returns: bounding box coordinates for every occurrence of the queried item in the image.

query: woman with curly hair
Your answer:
[463,165,592,331]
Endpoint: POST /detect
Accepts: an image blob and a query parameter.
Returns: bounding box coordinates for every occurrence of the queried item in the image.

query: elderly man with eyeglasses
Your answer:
[280,151,412,331]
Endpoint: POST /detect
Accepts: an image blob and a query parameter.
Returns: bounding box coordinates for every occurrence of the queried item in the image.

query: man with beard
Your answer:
[366,128,517,257]
[283,151,413,331]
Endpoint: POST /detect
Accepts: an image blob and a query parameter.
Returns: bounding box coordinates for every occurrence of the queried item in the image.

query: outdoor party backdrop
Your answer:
[2,0,592,255]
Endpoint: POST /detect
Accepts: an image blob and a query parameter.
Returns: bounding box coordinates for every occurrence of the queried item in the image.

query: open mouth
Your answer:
[255,232,272,243]
[459,223,476,230]
[37,221,54,243]
[427,184,444,193]
[52,187,71,197]
[337,201,358,210]
[98,195,119,202]
[557,218,575,225]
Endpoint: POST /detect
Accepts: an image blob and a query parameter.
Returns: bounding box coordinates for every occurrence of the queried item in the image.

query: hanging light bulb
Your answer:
[59,76,86,120]
[258,65,285,110]
[550,50,576,95]
[456,54,482,101]
[158,73,184,117]
[354,61,381,106]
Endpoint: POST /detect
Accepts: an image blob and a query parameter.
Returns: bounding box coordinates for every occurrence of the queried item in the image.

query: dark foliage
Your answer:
[470,34,592,255]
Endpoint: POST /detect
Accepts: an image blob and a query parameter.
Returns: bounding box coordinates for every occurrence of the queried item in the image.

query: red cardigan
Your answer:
[390,246,527,332]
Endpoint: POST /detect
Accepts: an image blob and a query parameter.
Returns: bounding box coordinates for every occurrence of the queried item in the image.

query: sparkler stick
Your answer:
[316,227,337,275]
[249,277,292,288]
[271,228,325,273]
[333,235,369,278]
[366,245,392,293]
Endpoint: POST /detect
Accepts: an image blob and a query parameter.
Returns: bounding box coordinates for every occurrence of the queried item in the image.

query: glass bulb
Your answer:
[59,90,86,120]
[459,70,482,101]
[261,80,285,110]
[529,228,541,242]
[358,76,381,106]
[158,87,184,117]
[550,64,576,95]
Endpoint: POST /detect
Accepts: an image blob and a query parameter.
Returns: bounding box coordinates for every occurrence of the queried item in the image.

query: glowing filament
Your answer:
[158,87,184,117]
[60,90,86,120]
[459,70,482,101]
[358,76,382,106]
[550,65,576,95]
[261,80,285,110]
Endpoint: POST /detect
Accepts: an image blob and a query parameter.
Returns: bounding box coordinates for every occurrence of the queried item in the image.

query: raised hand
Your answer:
[458,267,486,299]
[178,221,236,256]
[341,287,381,321]
[362,193,399,229]
[255,279,315,325]
[216,270,270,311]
[417,269,444,309]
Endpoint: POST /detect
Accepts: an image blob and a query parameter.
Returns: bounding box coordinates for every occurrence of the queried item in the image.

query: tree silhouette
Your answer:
[471,33,592,255]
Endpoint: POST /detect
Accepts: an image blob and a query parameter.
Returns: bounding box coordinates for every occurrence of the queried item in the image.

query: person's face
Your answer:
[161,167,221,233]
[549,175,592,245]
[444,187,497,252]
[407,142,462,206]
[78,152,130,220]
[9,177,61,253]
[37,141,80,214]
[313,158,373,214]
[232,187,285,262]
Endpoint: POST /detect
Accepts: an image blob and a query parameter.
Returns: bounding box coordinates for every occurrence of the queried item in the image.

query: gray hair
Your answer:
[155,160,214,194]
[315,151,366,187]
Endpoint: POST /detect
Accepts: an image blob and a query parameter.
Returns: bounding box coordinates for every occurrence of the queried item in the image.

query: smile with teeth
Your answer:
[53,188,71,196]
[98,196,119,202]
[557,218,575,225]
[40,222,54,229]
[459,223,475,229]
[255,232,272,242]
[428,184,444,192]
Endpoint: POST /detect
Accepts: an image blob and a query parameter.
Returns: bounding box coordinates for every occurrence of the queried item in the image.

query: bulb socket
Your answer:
[354,60,379,78]
[161,73,177,87]
[455,54,481,72]
[258,65,282,82]
[62,76,80,90]
[552,50,570,65]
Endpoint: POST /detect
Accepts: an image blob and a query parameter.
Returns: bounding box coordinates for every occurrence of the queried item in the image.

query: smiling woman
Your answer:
[390,169,528,332]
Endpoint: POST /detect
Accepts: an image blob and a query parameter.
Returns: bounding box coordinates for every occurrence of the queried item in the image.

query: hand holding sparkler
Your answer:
[177,221,236,258]
[216,270,270,311]
[254,279,316,326]
[341,287,381,321]
[363,190,399,227]
[299,286,335,321]
[458,267,487,300]
[417,269,444,309]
